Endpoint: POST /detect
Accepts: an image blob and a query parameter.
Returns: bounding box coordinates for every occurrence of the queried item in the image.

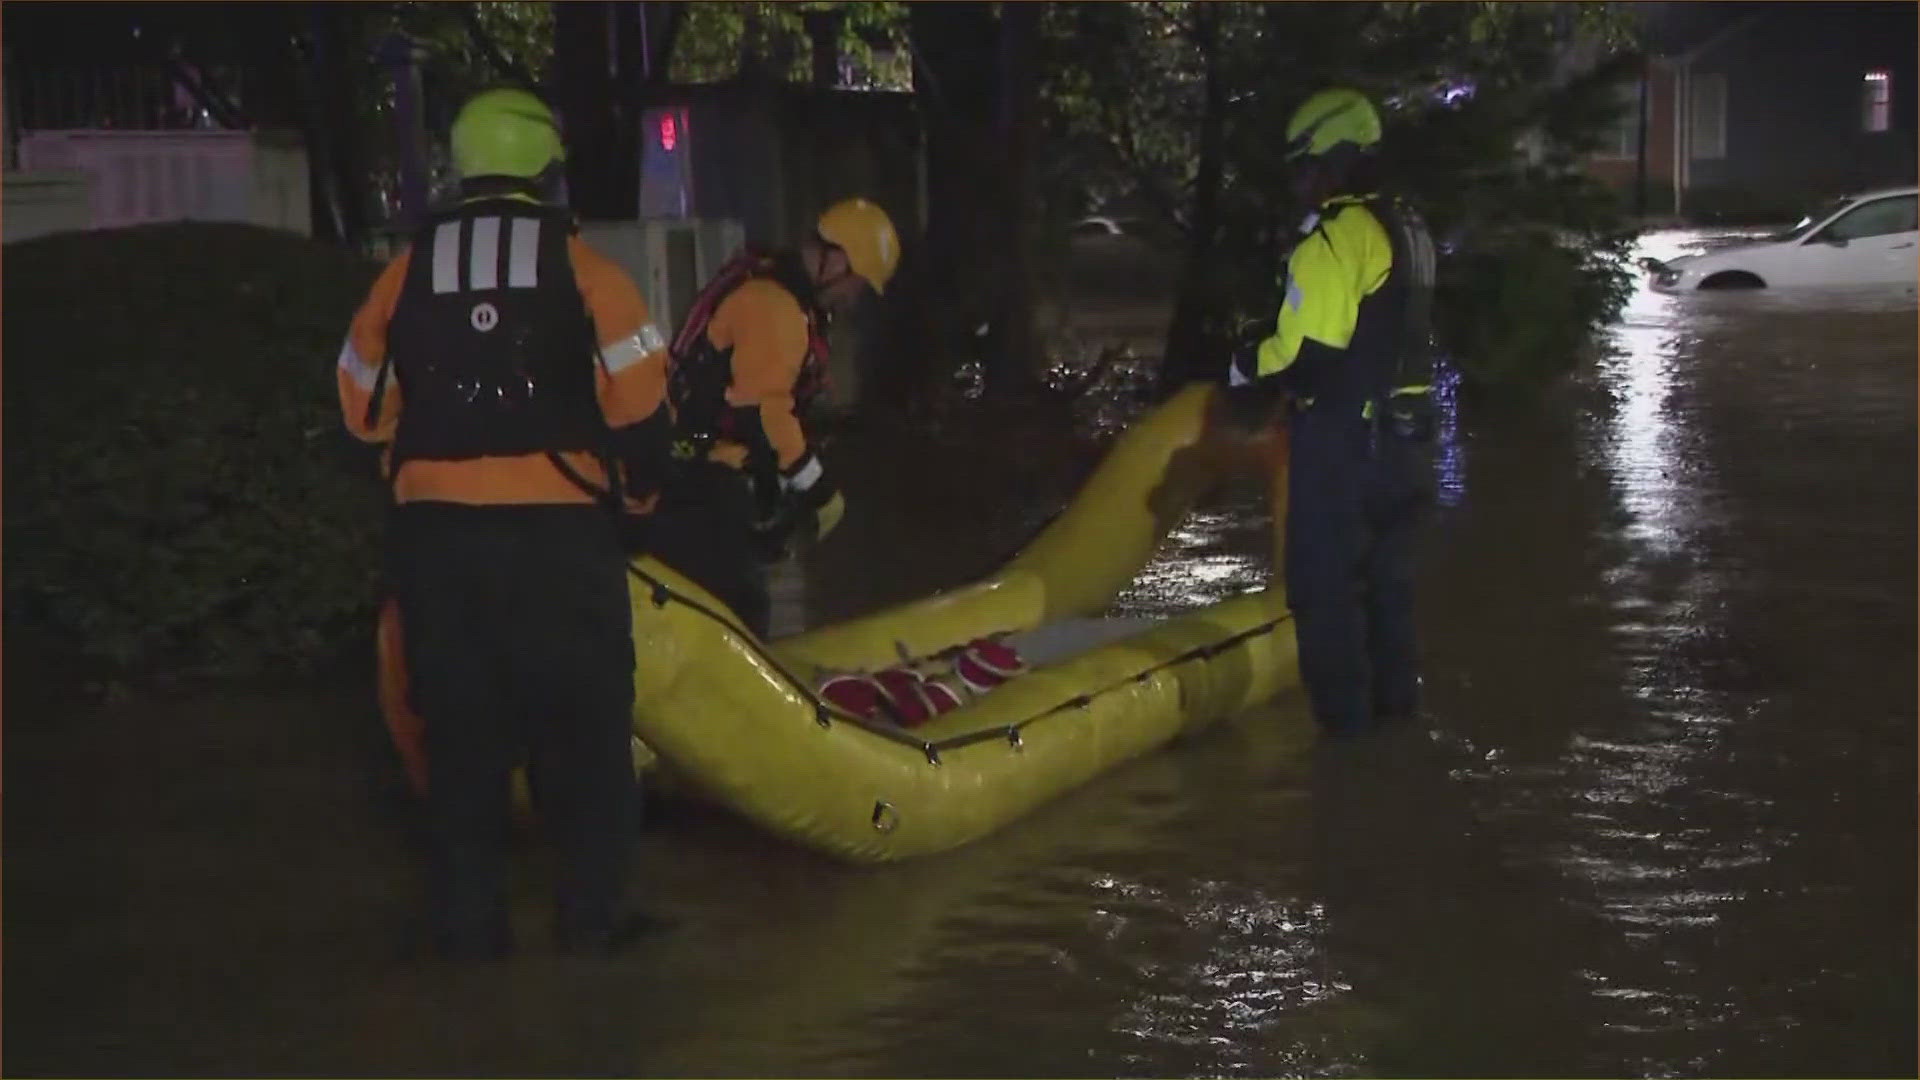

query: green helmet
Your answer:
[450,88,565,180]
[1284,87,1382,161]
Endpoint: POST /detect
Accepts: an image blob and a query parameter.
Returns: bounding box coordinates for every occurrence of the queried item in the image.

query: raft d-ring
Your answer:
[1006,727,1025,751]
[871,800,900,833]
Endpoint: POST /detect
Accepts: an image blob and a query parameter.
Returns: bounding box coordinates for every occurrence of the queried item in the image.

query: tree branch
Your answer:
[1100,93,1190,237]
[459,2,538,88]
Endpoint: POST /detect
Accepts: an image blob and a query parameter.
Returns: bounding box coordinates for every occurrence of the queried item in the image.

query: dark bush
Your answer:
[4,223,388,682]
[1435,229,1637,395]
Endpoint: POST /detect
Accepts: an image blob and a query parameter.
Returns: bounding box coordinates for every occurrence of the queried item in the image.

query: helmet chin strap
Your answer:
[808,234,858,304]
[1291,141,1371,231]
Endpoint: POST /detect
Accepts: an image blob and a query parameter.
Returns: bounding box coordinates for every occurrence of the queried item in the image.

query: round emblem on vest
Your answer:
[470,302,500,332]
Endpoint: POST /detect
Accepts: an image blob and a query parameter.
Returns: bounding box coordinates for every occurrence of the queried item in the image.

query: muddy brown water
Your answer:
[6,235,1915,1076]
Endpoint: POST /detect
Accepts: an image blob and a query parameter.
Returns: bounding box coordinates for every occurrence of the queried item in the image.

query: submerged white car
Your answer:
[1643,186,1918,292]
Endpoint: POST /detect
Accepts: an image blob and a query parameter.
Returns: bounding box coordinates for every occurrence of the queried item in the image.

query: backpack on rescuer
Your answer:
[665,248,831,471]
[1363,193,1437,442]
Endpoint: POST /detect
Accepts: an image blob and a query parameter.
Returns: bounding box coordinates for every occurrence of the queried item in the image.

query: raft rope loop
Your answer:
[628,564,1292,767]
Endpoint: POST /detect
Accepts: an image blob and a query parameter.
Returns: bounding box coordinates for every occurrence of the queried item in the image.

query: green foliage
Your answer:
[1035,0,1648,394]
[338,3,557,219]
[1435,230,1635,392]
[672,1,911,87]
[387,1,555,102]
[3,225,389,682]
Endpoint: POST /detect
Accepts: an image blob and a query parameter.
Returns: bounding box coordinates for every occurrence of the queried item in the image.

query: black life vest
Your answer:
[665,249,831,469]
[372,198,618,500]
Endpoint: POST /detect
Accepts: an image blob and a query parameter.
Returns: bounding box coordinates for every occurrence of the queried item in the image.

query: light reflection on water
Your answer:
[1598,264,1694,554]
[1095,876,1352,1071]
[10,235,1914,1079]
[1538,238,1743,1052]
[1536,233,1914,1070]
[1112,509,1270,615]
[1430,356,1468,508]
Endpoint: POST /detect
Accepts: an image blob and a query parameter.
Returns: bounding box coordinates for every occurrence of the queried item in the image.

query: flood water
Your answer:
[6,234,1915,1076]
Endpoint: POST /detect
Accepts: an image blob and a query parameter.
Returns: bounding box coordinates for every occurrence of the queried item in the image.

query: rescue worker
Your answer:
[335,88,674,959]
[1217,87,1437,737]
[644,198,900,638]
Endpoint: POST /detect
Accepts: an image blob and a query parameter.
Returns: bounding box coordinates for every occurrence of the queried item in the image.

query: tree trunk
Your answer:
[636,1,686,82]
[897,1,1033,404]
[803,9,844,88]
[552,1,637,220]
[988,0,1042,397]
[1159,2,1227,392]
[309,3,368,249]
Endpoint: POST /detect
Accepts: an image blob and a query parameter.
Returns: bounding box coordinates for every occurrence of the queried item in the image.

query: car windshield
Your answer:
[1769,197,1858,242]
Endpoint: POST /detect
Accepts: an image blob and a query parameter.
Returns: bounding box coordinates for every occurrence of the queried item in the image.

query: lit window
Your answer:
[1864,70,1892,133]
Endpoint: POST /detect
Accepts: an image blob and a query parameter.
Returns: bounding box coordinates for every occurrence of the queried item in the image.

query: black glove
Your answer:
[749,451,844,562]
[1386,388,1436,443]
[610,409,676,503]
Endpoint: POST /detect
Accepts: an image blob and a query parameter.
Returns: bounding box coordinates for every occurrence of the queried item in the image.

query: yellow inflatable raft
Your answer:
[378,383,1299,863]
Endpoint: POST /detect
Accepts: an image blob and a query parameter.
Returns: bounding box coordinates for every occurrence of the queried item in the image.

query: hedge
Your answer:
[4,223,388,682]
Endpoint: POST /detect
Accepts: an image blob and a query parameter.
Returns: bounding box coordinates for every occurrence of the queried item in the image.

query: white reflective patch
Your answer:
[1228,360,1251,388]
[431,220,461,294]
[1286,280,1304,311]
[508,218,540,288]
[635,322,666,355]
[785,453,824,493]
[601,323,666,374]
[337,339,379,391]
[469,216,500,291]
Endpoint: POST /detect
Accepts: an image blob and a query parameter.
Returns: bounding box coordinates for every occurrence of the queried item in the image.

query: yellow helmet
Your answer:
[451,88,565,180]
[816,198,901,294]
[1284,87,1382,161]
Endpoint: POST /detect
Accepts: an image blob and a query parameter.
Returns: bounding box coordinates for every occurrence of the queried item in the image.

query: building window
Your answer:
[1864,70,1892,133]
[1689,72,1727,161]
[1597,81,1640,159]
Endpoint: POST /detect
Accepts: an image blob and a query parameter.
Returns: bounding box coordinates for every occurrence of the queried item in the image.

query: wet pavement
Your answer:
[5,233,1915,1076]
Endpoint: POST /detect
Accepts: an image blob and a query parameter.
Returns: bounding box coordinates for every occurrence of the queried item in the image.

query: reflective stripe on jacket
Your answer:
[1253,194,1434,420]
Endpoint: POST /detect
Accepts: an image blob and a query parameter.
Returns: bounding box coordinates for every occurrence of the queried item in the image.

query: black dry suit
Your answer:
[379,196,638,957]
[1230,191,1437,736]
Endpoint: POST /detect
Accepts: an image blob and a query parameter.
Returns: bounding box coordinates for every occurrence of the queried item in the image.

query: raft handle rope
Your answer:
[627,563,1292,764]
[634,565,940,757]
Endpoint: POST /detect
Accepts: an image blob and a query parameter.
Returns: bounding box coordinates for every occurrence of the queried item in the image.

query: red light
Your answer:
[659,115,677,152]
